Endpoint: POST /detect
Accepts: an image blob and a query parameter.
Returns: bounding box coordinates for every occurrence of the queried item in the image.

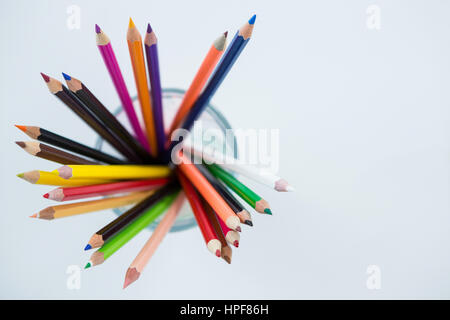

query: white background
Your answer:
[1,0,449,299]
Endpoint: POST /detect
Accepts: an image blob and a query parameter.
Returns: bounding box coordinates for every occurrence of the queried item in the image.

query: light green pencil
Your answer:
[85,191,179,268]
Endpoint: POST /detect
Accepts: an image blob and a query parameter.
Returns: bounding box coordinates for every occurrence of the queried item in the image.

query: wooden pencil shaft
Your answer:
[73,84,152,163]
[96,181,179,241]
[98,192,178,261]
[56,164,171,180]
[206,163,260,206]
[37,127,126,164]
[20,170,111,186]
[194,163,245,213]
[41,191,152,219]
[55,86,141,163]
[201,198,227,248]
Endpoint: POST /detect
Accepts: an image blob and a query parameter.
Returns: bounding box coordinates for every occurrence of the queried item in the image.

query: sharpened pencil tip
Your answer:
[29,213,37,218]
[14,125,27,133]
[84,244,92,251]
[40,72,50,83]
[43,193,49,199]
[248,14,256,25]
[16,173,24,179]
[245,220,253,227]
[128,17,135,28]
[224,256,231,264]
[15,141,25,148]
[62,72,71,81]
[264,208,272,215]
[84,262,91,269]
[215,249,221,257]
[235,226,242,232]
[95,24,101,34]
[147,23,152,33]
[233,240,239,248]
[224,31,228,37]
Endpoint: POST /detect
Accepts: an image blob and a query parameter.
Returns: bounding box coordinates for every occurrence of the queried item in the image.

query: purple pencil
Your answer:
[95,24,149,151]
[144,23,165,156]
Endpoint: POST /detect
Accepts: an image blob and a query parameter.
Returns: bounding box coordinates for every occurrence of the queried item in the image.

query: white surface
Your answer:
[0,0,449,299]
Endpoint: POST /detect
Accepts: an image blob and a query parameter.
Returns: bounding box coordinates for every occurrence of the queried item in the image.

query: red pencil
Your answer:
[43,178,169,202]
[176,170,221,257]
[218,213,240,248]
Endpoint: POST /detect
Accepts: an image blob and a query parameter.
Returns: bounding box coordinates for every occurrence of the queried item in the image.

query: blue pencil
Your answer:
[165,15,256,162]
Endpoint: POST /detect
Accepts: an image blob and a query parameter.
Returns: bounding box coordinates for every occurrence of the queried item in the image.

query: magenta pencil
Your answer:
[144,23,165,155]
[95,24,149,151]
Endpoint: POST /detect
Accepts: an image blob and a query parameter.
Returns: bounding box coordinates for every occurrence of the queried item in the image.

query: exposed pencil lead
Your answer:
[264,208,272,215]
[17,173,24,179]
[29,213,37,218]
[40,72,50,83]
[15,141,25,148]
[95,24,101,34]
[248,14,256,25]
[128,17,135,28]
[245,220,253,227]
[15,125,27,133]
[224,31,228,37]
[147,23,152,33]
[84,262,91,269]
[43,193,49,199]
[233,240,239,248]
[286,185,295,192]
[235,226,242,232]
[84,244,92,251]
[215,249,221,257]
[62,72,71,81]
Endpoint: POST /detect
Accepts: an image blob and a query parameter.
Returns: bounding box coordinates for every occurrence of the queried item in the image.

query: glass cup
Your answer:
[95,88,238,232]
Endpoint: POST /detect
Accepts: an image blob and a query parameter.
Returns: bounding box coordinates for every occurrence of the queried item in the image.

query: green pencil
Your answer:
[205,163,271,215]
[85,190,179,268]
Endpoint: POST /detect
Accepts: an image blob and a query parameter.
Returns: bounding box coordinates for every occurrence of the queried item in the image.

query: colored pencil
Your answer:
[62,73,153,163]
[194,163,253,226]
[165,15,256,160]
[53,164,171,180]
[127,19,158,157]
[167,31,228,140]
[85,181,179,249]
[176,170,221,257]
[123,192,185,288]
[188,146,293,192]
[40,73,139,162]
[201,198,234,263]
[15,141,97,165]
[95,24,149,150]
[31,190,154,220]
[176,151,241,231]
[17,170,111,186]
[15,125,126,164]
[144,22,165,155]
[217,212,240,248]
[85,191,178,268]
[44,178,169,202]
[205,163,271,214]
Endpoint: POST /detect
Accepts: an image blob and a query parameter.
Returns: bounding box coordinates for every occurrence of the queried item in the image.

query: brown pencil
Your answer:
[15,141,97,165]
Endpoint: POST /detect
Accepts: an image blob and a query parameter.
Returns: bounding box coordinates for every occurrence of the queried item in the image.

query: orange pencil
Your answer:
[176,151,241,231]
[166,31,228,142]
[127,18,158,157]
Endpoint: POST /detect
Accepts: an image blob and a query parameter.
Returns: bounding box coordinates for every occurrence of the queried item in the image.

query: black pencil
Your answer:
[62,73,154,163]
[40,72,142,163]
[15,125,126,164]
[194,163,253,226]
[84,180,180,250]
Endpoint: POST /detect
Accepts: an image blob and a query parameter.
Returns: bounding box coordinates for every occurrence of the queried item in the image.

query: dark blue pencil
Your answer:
[165,15,256,162]
[144,23,166,159]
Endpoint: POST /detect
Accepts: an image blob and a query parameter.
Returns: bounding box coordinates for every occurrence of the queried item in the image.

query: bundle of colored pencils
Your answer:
[15,15,293,288]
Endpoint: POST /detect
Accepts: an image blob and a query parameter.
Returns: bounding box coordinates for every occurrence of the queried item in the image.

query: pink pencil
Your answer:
[95,24,149,151]
[123,192,185,288]
[218,212,240,248]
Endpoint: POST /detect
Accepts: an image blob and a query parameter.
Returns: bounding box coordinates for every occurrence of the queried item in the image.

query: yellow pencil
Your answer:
[53,165,171,180]
[17,170,111,186]
[30,190,155,220]
[127,18,158,157]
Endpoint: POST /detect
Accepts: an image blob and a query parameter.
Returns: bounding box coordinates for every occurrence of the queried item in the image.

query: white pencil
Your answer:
[186,146,294,192]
